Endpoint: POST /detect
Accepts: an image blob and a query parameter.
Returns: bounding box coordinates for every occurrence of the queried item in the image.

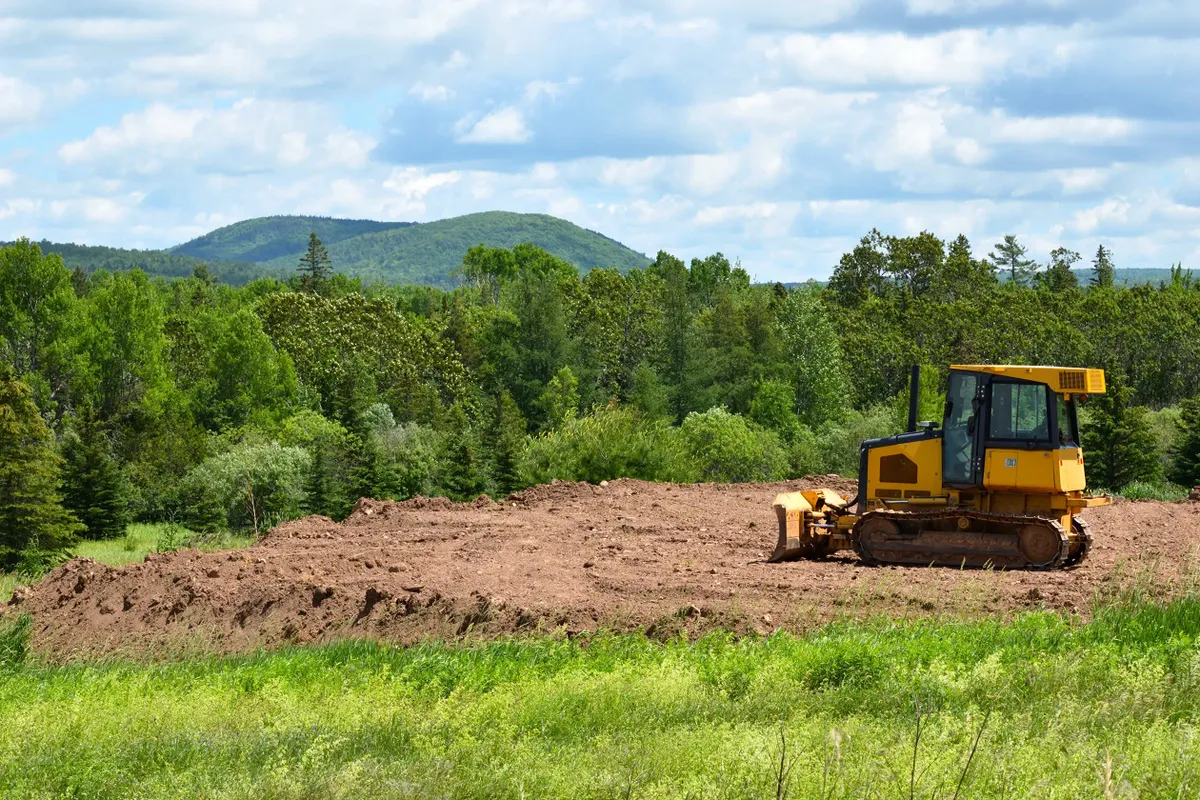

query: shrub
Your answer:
[181,442,311,532]
[680,407,788,483]
[521,403,695,485]
[811,404,896,477]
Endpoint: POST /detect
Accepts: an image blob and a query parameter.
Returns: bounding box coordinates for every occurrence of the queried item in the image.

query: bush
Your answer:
[521,403,695,485]
[680,407,788,483]
[811,404,897,477]
[181,442,311,532]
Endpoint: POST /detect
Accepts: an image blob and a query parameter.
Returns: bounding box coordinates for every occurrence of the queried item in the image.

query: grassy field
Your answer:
[0,524,254,602]
[4,591,1200,798]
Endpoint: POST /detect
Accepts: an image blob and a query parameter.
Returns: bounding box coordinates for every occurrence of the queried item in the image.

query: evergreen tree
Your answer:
[988,234,1037,286]
[1092,245,1115,288]
[304,444,336,517]
[60,405,131,540]
[442,403,485,501]
[297,232,332,294]
[0,370,82,570]
[1080,375,1161,489]
[1170,397,1200,488]
[490,391,527,497]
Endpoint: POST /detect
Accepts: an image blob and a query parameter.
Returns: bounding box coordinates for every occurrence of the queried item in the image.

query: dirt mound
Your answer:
[9,477,1200,659]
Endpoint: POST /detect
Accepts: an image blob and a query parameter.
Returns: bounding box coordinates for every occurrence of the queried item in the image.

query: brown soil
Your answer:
[8,477,1200,659]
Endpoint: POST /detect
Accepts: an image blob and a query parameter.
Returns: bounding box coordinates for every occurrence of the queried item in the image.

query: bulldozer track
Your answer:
[1066,516,1093,568]
[852,508,1077,570]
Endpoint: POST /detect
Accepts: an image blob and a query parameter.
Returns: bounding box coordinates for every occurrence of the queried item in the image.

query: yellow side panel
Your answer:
[985,449,1057,492]
[866,438,944,500]
[1055,448,1086,492]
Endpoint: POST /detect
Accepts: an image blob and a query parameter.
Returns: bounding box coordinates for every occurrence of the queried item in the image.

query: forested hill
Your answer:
[173,211,651,286]
[173,216,413,263]
[9,212,650,287]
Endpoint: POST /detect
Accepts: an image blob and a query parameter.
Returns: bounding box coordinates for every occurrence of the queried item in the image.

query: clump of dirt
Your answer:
[8,476,1200,660]
[1189,486,1200,502]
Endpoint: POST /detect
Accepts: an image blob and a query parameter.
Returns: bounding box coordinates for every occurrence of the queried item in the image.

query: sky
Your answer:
[1,1,1199,282]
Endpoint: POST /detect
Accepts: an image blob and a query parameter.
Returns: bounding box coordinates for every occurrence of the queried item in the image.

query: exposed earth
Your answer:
[9,477,1200,659]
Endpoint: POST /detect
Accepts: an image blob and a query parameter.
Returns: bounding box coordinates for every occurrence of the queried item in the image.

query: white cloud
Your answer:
[766,30,1011,85]
[410,82,454,102]
[58,100,374,175]
[0,169,13,188]
[993,114,1135,144]
[0,74,44,126]
[456,107,531,144]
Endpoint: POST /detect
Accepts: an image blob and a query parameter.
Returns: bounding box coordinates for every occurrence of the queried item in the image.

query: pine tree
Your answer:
[60,405,131,540]
[0,371,82,570]
[1080,375,1161,490]
[988,234,1037,286]
[491,391,527,497]
[442,403,485,501]
[304,444,335,517]
[1092,245,1115,288]
[297,232,332,294]
[1170,397,1200,488]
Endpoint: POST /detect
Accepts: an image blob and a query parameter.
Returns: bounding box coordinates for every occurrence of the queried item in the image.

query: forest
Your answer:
[2,230,1199,573]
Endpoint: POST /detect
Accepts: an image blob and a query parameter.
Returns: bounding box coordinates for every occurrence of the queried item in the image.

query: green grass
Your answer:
[0,524,254,602]
[1112,480,1192,502]
[5,592,1200,797]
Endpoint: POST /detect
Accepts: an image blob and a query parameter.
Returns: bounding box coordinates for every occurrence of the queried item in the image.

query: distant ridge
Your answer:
[168,210,651,286]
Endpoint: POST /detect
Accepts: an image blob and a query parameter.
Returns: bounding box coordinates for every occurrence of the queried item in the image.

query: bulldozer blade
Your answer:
[770,491,820,562]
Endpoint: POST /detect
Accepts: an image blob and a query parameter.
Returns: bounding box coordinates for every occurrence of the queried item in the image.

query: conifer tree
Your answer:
[60,404,131,540]
[297,232,332,294]
[1092,245,1115,288]
[1170,397,1200,488]
[442,403,485,501]
[0,370,82,570]
[1080,375,1161,489]
[988,234,1037,286]
[491,391,527,497]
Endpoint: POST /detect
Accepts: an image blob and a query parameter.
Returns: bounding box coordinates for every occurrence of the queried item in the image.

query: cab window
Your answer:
[989,382,1050,443]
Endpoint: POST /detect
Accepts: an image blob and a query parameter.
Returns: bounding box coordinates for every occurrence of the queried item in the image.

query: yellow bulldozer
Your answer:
[771,365,1111,569]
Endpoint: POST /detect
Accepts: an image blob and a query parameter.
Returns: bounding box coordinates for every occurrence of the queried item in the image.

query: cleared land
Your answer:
[8,478,1200,659]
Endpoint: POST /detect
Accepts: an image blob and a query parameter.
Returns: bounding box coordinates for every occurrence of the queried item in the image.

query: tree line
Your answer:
[2,229,1199,572]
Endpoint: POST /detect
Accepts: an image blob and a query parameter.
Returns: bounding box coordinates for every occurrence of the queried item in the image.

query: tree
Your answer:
[60,405,131,540]
[989,235,1037,286]
[490,391,527,497]
[1042,247,1081,293]
[441,403,485,501]
[0,371,82,570]
[541,366,580,429]
[1080,376,1161,489]
[1170,397,1200,488]
[828,230,888,307]
[776,289,850,426]
[1092,245,1115,289]
[297,233,332,294]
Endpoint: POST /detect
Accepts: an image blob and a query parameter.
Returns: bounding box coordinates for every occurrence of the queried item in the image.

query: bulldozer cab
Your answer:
[941,366,1103,493]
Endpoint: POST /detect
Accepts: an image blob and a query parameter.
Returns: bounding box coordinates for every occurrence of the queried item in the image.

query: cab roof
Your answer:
[950,365,1106,395]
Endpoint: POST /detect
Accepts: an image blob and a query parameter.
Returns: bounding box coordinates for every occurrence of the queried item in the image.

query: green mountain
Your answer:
[173,216,413,263]
[8,211,652,287]
[255,211,650,285]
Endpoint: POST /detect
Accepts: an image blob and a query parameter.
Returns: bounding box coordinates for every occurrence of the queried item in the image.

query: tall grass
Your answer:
[5,592,1200,797]
[0,523,254,602]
